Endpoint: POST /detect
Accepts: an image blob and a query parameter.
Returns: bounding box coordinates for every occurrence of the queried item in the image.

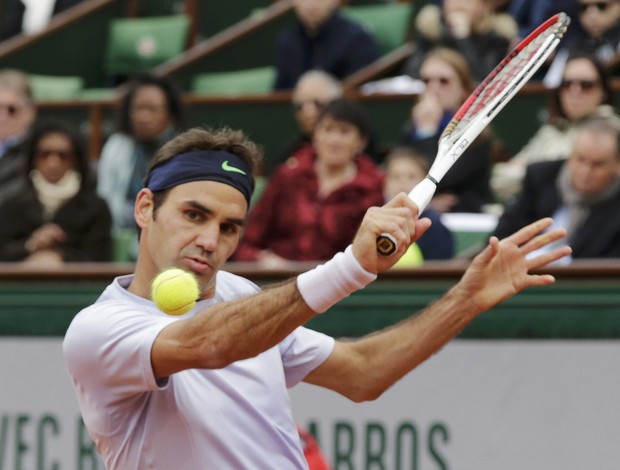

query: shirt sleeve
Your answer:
[64,301,177,398]
[278,327,335,388]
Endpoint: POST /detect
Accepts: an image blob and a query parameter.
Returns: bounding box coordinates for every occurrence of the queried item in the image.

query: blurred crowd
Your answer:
[1,0,619,270]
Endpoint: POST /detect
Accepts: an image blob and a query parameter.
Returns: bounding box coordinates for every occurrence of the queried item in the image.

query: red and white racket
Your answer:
[376,12,571,256]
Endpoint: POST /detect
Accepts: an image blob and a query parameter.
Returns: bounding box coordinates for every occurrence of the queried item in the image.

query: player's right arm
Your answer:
[151,194,425,379]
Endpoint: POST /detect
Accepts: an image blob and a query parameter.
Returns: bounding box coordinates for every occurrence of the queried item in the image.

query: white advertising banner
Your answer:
[2,339,620,469]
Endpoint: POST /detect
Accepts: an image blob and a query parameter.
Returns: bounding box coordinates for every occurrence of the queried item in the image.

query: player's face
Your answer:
[0,88,35,141]
[384,157,426,200]
[569,129,620,195]
[137,181,247,298]
[578,0,620,38]
[129,85,172,142]
[313,116,367,168]
[34,132,76,184]
[419,56,467,112]
[559,58,605,121]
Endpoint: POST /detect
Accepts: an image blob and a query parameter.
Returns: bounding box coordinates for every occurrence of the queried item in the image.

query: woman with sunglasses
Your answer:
[544,0,620,85]
[399,47,495,214]
[0,121,112,265]
[492,52,614,203]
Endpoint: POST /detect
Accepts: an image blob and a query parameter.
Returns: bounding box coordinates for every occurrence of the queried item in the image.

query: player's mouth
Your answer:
[185,257,213,274]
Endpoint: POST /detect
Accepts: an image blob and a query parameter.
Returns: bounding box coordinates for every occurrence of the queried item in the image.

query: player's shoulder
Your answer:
[215,270,261,300]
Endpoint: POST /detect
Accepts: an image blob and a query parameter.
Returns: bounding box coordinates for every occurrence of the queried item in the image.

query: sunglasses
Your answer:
[0,104,20,116]
[420,76,452,86]
[292,99,327,112]
[579,1,613,13]
[35,149,75,160]
[560,79,601,91]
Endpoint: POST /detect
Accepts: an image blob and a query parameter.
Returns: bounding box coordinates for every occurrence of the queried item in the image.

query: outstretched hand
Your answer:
[455,218,572,316]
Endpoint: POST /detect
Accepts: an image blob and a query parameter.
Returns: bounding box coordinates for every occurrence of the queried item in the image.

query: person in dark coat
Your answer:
[0,121,112,264]
[493,114,620,261]
[273,0,380,90]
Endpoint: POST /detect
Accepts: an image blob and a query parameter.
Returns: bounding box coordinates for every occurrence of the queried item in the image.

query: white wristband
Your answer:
[297,245,377,313]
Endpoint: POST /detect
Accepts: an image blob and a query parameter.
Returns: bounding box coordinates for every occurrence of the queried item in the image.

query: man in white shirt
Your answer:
[63,126,570,469]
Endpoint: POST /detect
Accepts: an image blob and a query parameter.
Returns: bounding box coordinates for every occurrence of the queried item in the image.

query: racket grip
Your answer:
[376,178,438,256]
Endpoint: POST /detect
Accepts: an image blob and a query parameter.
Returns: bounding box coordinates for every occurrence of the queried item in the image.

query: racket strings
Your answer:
[443,14,570,140]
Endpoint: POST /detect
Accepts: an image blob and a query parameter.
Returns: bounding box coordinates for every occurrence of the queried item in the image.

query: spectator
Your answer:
[0,69,36,205]
[400,47,495,213]
[492,52,615,203]
[0,121,112,264]
[97,73,185,259]
[273,0,381,90]
[383,147,454,262]
[507,0,551,41]
[276,70,343,168]
[1,0,87,40]
[544,0,620,86]
[493,114,620,261]
[234,99,384,267]
[403,0,518,81]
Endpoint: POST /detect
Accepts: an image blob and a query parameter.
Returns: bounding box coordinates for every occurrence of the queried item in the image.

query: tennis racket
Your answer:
[376,12,571,256]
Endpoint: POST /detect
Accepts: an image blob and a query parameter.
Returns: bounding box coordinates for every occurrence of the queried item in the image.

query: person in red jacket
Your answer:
[234,99,384,267]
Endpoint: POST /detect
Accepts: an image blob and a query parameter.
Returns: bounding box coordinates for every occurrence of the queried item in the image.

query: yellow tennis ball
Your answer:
[393,243,424,269]
[151,268,200,316]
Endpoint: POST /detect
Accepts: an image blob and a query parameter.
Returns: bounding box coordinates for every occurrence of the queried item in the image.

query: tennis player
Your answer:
[63,127,571,469]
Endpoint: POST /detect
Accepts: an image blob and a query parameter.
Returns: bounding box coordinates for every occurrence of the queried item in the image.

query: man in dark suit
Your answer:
[273,0,380,90]
[494,113,620,259]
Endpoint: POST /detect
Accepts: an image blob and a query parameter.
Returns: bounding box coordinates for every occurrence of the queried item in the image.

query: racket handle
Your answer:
[376,178,438,256]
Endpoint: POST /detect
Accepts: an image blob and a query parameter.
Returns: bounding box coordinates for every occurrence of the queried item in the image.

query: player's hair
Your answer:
[145,127,264,213]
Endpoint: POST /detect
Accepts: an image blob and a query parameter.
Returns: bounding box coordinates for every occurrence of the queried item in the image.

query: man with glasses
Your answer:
[274,70,343,170]
[0,69,37,204]
[493,113,620,260]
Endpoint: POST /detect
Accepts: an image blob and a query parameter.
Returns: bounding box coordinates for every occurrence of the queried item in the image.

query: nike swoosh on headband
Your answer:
[221,160,247,175]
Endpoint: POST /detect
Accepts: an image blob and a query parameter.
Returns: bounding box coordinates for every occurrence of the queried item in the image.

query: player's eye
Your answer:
[221,223,240,234]
[185,210,204,222]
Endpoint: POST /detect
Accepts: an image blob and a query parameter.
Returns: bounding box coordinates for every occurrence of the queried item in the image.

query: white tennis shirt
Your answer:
[63,272,335,469]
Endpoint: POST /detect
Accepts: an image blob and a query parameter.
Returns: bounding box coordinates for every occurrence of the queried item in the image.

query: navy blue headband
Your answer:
[144,150,254,205]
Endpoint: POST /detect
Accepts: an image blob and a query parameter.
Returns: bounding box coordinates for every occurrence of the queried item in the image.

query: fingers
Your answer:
[519,227,567,256]
[503,217,554,247]
[526,246,572,271]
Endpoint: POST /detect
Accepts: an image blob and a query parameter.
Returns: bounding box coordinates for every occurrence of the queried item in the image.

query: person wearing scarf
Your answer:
[0,121,112,264]
[493,114,620,261]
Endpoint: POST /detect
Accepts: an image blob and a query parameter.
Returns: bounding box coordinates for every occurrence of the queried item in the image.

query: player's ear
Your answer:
[134,188,155,229]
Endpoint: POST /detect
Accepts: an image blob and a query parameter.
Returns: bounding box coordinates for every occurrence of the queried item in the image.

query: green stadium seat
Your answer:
[29,74,84,101]
[191,66,276,96]
[104,14,190,76]
[342,3,413,55]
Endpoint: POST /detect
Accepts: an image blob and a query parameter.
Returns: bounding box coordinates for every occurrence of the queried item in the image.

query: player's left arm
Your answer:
[304,218,572,401]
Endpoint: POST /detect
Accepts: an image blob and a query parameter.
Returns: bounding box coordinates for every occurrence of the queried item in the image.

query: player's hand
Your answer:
[351,193,431,274]
[455,218,571,317]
